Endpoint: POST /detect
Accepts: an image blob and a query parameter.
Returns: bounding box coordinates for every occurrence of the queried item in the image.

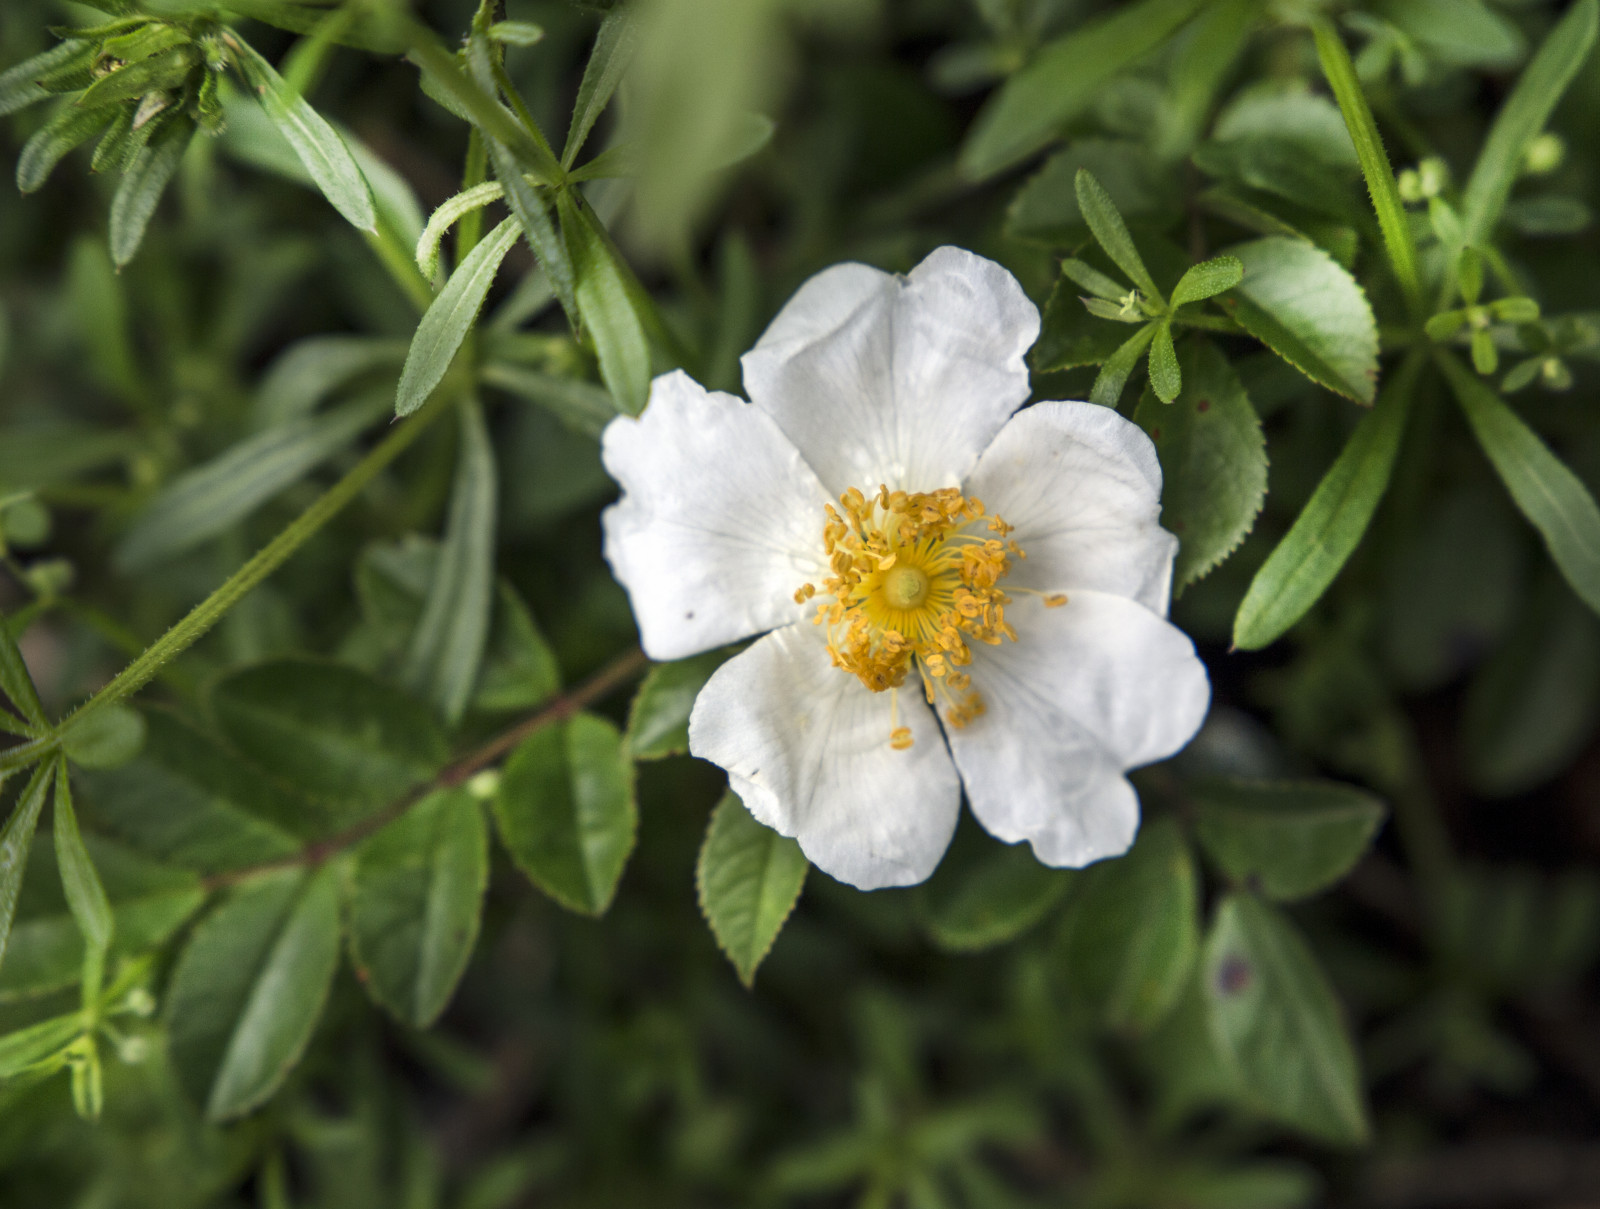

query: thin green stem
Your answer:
[55,391,457,740]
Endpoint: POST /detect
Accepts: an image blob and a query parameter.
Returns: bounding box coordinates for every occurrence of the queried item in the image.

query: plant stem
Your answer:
[200,645,650,891]
[54,391,457,741]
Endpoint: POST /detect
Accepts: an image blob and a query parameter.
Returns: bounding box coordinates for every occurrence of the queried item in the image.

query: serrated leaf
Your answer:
[109,118,195,267]
[959,0,1206,179]
[1459,0,1598,246]
[1171,256,1244,308]
[492,713,636,915]
[1439,352,1600,620]
[1204,894,1370,1145]
[1233,353,1422,650]
[414,180,505,279]
[117,392,386,570]
[626,650,732,760]
[165,865,341,1120]
[1221,237,1377,403]
[230,38,376,231]
[1134,340,1266,591]
[1056,818,1198,1034]
[559,191,650,417]
[1193,780,1384,901]
[349,788,487,1027]
[918,840,1073,954]
[402,400,497,723]
[696,790,807,985]
[210,659,447,815]
[395,216,520,418]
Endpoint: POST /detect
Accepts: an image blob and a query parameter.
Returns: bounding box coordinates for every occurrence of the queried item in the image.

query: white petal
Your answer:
[601,371,828,661]
[966,401,1179,616]
[946,591,1210,867]
[741,247,1040,497]
[689,625,961,889]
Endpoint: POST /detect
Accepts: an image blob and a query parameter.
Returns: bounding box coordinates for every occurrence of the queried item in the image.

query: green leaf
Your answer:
[0,617,45,731]
[108,118,195,268]
[626,650,732,761]
[349,788,487,1027]
[1171,256,1244,308]
[1232,353,1423,650]
[61,704,146,770]
[76,45,197,110]
[230,38,376,232]
[1006,140,1175,248]
[1193,780,1384,901]
[696,790,807,986]
[1090,322,1158,408]
[117,392,386,570]
[16,103,116,193]
[1459,0,1599,247]
[1075,169,1162,304]
[472,584,561,714]
[414,180,505,279]
[395,216,520,418]
[254,336,408,427]
[562,8,638,169]
[1439,351,1600,619]
[210,659,447,814]
[1221,237,1378,403]
[480,363,619,439]
[959,0,1205,179]
[0,860,202,1004]
[165,865,342,1120]
[0,41,91,117]
[1462,578,1600,797]
[402,400,497,723]
[559,192,650,417]
[76,710,301,872]
[1033,279,1133,372]
[1056,818,1198,1034]
[1062,258,1127,302]
[1148,323,1181,404]
[492,713,636,916]
[52,767,113,965]
[918,841,1073,954]
[0,1012,84,1079]
[1133,340,1267,590]
[0,764,53,978]
[1204,894,1370,1145]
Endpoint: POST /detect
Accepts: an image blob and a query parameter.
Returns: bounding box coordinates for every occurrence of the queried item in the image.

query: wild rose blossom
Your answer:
[601,247,1209,889]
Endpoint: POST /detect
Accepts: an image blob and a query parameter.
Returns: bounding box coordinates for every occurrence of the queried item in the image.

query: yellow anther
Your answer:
[889,727,914,751]
[801,483,1023,729]
[1045,593,1067,608]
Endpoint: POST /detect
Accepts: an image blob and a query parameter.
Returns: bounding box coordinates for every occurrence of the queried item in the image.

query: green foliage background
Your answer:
[2,0,1600,1205]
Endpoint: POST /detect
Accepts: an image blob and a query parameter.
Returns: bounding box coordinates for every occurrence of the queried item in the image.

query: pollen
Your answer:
[804,483,1027,741]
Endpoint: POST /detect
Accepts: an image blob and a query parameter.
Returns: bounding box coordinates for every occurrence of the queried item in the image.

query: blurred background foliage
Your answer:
[2,0,1600,1206]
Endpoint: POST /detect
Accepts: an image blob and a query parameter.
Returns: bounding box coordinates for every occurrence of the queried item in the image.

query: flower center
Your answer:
[794,484,1061,748]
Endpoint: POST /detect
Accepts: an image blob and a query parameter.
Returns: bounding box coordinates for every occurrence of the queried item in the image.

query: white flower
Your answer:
[601,247,1210,890]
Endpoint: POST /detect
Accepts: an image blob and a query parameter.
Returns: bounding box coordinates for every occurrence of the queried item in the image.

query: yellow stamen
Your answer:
[803,482,1030,742]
